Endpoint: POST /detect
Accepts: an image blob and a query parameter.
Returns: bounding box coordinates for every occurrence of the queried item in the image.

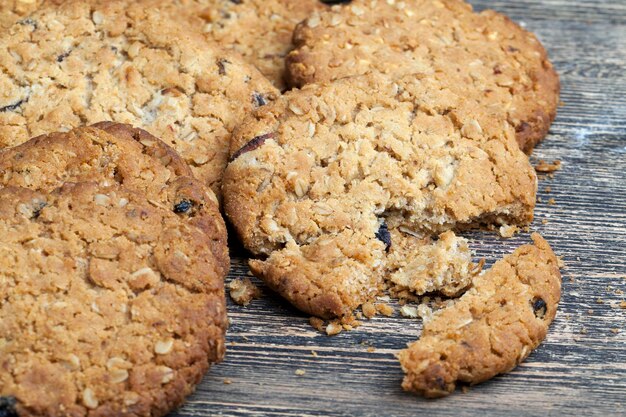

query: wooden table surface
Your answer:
[172,1,626,415]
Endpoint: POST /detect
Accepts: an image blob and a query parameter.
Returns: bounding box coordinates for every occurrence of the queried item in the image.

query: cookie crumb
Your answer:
[362,302,377,318]
[295,369,306,376]
[596,298,605,304]
[400,305,419,318]
[367,346,376,353]
[610,328,620,334]
[535,160,562,173]
[499,224,519,238]
[223,379,232,385]
[545,186,551,193]
[548,198,556,205]
[229,278,261,306]
[326,322,343,336]
[309,317,325,332]
[311,350,318,357]
[376,303,394,317]
[620,301,626,309]
[541,219,549,225]
[580,327,588,334]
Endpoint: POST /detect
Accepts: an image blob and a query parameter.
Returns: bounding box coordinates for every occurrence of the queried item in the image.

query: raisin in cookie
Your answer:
[0,123,229,275]
[399,233,561,397]
[165,0,326,90]
[223,72,537,318]
[0,181,228,417]
[0,0,278,193]
[287,0,560,152]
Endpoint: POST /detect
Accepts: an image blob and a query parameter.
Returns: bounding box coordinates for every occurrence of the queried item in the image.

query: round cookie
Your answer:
[223,72,537,318]
[399,233,562,397]
[0,182,228,417]
[168,0,327,91]
[0,122,229,276]
[0,0,279,193]
[286,0,560,152]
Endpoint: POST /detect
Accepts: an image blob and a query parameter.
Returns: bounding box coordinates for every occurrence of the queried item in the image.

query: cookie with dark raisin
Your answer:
[0,182,228,417]
[164,0,327,90]
[0,122,229,277]
[286,0,560,152]
[0,0,279,194]
[399,233,562,397]
[223,72,538,318]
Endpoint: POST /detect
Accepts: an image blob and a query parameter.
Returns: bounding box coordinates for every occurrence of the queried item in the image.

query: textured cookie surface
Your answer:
[287,0,560,152]
[0,0,278,193]
[399,233,561,397]
[0,123,229,275]
[0,182,228,417]
[167,0,326,90]
[0,0,45,29]
[223,72,537,318]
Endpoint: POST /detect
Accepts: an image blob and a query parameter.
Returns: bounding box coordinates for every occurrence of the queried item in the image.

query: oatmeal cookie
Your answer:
[223,72,537,318]
[287,0,560,152]
[0,0,278,193]
[0,0,51,30]
[0,123,229,275]
[167,0,326,90]
[398,233,561,397]
[0,182,228,417]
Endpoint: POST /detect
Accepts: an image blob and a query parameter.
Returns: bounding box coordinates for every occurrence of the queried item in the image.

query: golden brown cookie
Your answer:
[399,233,562,397]
[166,0,327,90]
[0,0,47,29]
[223,72,537,318]
[0,123,230,415]
[0,0,278,193]
[287,0,560,152]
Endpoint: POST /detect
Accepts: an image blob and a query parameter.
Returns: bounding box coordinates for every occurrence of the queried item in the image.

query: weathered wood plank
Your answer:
[171,0,626,415]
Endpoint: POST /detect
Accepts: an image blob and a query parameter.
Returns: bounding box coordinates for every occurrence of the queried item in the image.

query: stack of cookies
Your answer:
[0,0,562,415]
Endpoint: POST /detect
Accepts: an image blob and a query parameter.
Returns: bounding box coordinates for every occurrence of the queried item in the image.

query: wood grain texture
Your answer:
[172,1,626,415]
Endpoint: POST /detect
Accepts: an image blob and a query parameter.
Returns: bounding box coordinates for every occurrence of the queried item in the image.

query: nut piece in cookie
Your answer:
[224,72,537,319]
[0,0,279,193]
[398,233,562,397]
[287,0,560,151]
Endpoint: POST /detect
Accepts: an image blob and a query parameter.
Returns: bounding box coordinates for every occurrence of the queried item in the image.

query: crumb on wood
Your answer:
[309,317,325,332]
[557,256,566,268]
[400,305,419,318]
[326,321,343,336]
[596,298,605,304]
[615,289,624,295]
[376,303,394,317]
[311,350,318,357]
[362,302,377,318]
[223,379,232,385]
[620,301,626,309]
[610,328,620,334]
[535,159,562,173]
[548,198,556,205]
[228,278,261,306]
[580,327,588,334]
[295,369,306,376]
[545,186,552,193]
[499,224,519,238]
[542,219,549,225]
[367,346,376,353]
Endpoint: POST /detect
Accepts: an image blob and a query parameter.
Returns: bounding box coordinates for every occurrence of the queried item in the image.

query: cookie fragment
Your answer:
[229,278,262,306]
[399,234,561,397]
[224,72,537,319]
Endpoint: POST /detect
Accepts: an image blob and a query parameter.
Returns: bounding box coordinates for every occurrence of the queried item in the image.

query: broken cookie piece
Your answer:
[399,233,561,398]
[224,72,537,319]
[229,278,262,306]
[387,231,475,297]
